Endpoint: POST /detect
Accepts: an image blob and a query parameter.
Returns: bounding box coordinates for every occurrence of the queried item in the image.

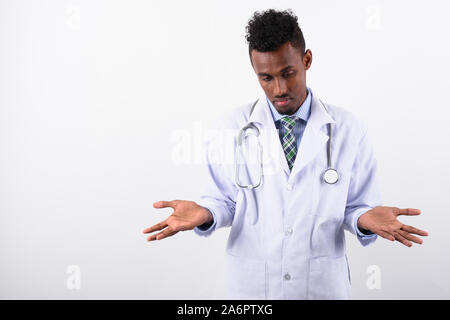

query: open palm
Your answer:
[142,200,212,241]
[358,206,429,247]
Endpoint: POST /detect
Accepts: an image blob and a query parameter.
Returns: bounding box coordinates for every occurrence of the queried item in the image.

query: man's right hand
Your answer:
[142,200,213,241]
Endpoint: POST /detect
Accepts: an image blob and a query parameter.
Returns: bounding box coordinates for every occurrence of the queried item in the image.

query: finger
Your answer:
[393,230,413,247]
[153,227,179,241]
[146,233,159,241]
[401,225,429,236]
[397,229,423,245]
[395,208,421,216]
[378,230,395,241]
[153,200,176,209]
[147,230,172,241]
[142,220,168,234]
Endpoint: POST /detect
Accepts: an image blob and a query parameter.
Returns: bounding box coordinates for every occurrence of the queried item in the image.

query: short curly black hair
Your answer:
[245,9,305,58]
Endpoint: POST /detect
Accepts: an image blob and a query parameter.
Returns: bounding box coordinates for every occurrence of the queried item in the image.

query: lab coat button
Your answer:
[285,228,293,236]
[284,273,291,280]
[286,183,292,191]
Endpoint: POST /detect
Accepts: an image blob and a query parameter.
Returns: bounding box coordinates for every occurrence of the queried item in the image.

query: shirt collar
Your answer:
[266,87,312,123]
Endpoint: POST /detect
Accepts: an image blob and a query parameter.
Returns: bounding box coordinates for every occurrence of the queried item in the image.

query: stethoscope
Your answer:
[235,98,339,189]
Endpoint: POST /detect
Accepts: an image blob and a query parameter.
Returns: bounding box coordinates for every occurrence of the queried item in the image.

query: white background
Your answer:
[1,0,449,299]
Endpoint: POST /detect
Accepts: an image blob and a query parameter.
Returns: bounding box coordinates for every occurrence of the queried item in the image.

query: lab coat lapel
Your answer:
[289,91,336,182]
[248,95,291,176]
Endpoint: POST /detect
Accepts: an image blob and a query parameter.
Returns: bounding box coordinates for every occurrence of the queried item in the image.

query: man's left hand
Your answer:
[357,206,429,247]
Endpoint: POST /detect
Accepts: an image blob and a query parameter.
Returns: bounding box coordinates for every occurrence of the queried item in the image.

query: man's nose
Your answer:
[273,78,287,96]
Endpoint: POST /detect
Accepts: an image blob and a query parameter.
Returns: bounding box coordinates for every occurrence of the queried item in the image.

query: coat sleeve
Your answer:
[194,128,238,237]
[343,126,383,247]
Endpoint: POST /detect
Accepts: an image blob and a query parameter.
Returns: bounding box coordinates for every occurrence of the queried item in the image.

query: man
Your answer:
[143,9,428,299]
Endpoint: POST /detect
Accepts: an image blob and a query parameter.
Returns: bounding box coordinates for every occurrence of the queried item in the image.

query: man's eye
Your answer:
[283,71,295,78]
[263,77,271,82]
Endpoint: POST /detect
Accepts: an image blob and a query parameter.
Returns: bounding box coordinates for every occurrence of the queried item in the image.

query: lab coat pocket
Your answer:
[225,252,267,300]
[307,255,351,300]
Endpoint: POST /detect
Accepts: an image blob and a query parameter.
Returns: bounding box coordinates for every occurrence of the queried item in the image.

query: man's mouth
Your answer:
[274,98,290,107]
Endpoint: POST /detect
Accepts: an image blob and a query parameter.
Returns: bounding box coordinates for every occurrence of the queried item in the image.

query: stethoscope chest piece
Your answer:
[235,98,340,188]
[322,168,339,184]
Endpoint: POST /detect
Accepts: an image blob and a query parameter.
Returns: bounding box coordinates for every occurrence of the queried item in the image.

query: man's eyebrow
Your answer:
[257,65,295,76]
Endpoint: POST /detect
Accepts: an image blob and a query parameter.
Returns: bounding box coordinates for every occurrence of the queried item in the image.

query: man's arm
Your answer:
[196,209,215,230]
[343,127,428,247]
[142,128,237,241]
[343,127,382,246]
[193,129,237,237]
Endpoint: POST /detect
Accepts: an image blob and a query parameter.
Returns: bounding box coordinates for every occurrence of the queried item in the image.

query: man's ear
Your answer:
[303,49,312,70]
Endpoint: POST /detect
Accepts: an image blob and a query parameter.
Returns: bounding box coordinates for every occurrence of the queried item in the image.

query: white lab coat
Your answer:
[194,89,382,299]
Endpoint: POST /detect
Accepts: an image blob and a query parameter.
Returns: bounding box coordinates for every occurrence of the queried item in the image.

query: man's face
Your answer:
[250,41,312,115]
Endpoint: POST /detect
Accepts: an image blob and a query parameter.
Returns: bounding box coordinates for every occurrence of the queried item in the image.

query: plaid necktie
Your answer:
[280,116,298,170]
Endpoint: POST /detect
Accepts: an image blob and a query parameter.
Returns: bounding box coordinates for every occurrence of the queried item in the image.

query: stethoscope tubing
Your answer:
[235,98,339,188]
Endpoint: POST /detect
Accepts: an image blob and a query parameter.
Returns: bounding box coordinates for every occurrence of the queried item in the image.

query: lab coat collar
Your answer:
[248,88,335,130]
[247,93,272,127]
[248,88,336,178]
[307,89,336,131]
[289,89,336,180]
